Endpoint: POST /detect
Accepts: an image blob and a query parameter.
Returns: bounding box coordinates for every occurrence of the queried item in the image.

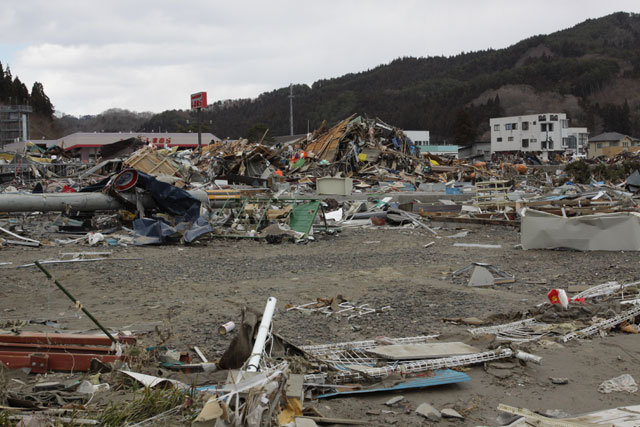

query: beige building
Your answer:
[587,132,640,158]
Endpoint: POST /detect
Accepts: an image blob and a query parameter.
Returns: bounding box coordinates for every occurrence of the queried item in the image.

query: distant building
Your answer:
[458,142,491,162]
[416,144,458,158]
[0,105,32,147]
[404,130,458,156]
[31,132,221,162]
[404,130,430,146]
[587,132,640,158]
[490,113,588,159]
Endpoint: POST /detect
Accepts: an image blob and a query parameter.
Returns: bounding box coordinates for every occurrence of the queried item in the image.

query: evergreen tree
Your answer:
[11,76,30,104]
[0,62,7,103]
[452,109,477,145]
[31,81,54,117]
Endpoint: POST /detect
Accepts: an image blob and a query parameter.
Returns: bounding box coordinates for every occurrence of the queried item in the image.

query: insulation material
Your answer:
[521,208,640,251]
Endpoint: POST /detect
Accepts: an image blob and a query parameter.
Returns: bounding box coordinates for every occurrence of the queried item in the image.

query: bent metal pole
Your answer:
[246,297,277,372]
[34,260,118,345]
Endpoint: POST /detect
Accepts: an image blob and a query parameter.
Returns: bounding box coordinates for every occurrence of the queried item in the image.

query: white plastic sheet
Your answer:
[521,208,640,251]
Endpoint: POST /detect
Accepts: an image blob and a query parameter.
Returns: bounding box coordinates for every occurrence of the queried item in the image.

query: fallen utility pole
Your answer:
[0,190,209,213]
[34,261,118,345]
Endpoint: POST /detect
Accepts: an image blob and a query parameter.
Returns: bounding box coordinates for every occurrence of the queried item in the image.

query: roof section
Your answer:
[589,132,628,142]
[48,132,221,150]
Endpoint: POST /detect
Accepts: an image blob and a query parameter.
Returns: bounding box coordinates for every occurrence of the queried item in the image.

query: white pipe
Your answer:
[515,350,542,364]
[246,297,277,372]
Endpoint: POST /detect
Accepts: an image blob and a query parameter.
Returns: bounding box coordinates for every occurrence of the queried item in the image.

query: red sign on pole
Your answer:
[190,92,207,110]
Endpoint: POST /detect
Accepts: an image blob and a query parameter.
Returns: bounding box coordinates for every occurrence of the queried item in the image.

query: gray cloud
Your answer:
[2,0,639,115]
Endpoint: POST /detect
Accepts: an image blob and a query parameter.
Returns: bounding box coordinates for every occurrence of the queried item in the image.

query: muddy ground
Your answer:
[1,223,640,426]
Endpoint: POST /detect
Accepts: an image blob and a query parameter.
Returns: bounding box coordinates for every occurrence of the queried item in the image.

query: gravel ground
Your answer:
[1,224,640,426]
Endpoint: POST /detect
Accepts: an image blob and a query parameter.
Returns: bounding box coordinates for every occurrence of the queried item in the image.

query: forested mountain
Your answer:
[51,12,640,143]
[56,109,154,135]
[189,11,640,143]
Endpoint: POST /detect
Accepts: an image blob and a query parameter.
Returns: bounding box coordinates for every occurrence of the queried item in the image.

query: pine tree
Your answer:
[31,81,54,117]
[452,109,477,145]
[0,61,7,103]
[11,76,30,104]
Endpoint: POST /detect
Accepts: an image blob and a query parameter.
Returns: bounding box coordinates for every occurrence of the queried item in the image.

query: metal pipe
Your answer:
[246,297,277,372]
[0,189,210,212]
[34,261,118,345]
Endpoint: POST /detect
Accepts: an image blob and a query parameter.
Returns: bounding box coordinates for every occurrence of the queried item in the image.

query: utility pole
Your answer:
[289,83,294,136]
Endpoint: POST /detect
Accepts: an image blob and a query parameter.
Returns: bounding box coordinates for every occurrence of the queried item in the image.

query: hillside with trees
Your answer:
[191,11,640,143]
[42,11,640,143]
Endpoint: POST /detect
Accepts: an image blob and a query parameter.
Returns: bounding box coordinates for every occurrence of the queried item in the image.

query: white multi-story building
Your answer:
[490,113,588,158]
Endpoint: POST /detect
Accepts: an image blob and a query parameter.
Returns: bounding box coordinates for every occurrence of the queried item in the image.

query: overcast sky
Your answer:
[1,1,638,116]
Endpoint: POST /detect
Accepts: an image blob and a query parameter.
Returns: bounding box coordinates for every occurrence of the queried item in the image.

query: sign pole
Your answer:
[190,91,208,155]
[197,107,202,153]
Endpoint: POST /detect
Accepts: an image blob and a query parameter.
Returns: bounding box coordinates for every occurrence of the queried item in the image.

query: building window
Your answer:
[538,115,546,122]
[549,114,558,121]
[522,121,529,130]
[561,119,569,128]
[494,124,500,131]
[548,140,554,149]
[610,141,619,147]
[541,123,547,132]
[530,138,537,143]
[541,140,547,149]
[497,137,502,142]
[505,124,511,130]
[508,136,514,141]
[512,123,518,130]
[522,139,529,148]
[597,143,603,149]
[548,123,554,132]
[623,141,629,147]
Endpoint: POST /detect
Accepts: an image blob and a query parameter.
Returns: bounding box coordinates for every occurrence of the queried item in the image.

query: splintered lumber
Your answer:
[124,145,178,176]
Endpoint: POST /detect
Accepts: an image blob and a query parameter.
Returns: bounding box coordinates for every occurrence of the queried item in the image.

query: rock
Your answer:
[468,266,494,287]
[460,317,484,325]
[550,377,569,385]
[441,408,464,419]
[385,396,404,406]
[487,362,517,369]
[416,403,441,421]
[486,367,513,379]
[384,417,398,425]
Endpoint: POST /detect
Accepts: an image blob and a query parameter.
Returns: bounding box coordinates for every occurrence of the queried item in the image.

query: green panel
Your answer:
[289,201,320,235]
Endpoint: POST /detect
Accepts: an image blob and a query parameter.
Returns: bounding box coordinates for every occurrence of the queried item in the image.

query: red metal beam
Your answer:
[0,342,115,354]
[0,333,136,346]
[0,352,124,373]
